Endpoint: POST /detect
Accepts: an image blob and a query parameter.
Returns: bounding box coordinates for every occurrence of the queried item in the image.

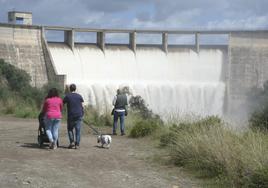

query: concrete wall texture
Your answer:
[0,24,48,87]
[8,11,32,25]
[228,32,268,116]
[0,24,65,88]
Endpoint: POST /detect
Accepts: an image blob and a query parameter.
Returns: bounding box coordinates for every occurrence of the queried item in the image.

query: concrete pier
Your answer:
[97,32,105,52]
[162,32,168,53]
[64,29,74,51]
[129,32,136,52]
[195,32,200,53]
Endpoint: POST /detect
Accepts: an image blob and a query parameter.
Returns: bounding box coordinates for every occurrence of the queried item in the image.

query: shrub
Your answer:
[3,98,17,114]
[0,85,11,100]
[83,106,112,127]
[21,86,44,107]
[248,167,268,188]
[129,119,161,138]
[0,59,64,118]
[161,116,268,186]
[249,108,268,132]
[0,59,31,91]
[168,120,230,178]
[129,95,154,119]
[159,131,177,147]
[248,80,268,131]
[14,104,39,118]
[168,115,222,134]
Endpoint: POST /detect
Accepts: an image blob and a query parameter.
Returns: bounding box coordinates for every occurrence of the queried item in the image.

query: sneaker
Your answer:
[68,143,75,149]
[121,132,125,136]
[53,143,57,150]
[112,132,117,135]
[75,145,79,149]
[49,142,53,149]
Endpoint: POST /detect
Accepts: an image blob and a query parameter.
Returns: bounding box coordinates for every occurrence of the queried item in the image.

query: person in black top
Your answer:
[63,84,84,149]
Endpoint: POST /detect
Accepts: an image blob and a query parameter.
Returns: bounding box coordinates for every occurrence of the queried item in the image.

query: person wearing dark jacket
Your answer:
[63,84,84,149]
[112,89,128,136]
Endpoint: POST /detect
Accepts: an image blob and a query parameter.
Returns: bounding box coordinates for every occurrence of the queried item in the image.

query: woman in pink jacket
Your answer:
[42,88,63,149]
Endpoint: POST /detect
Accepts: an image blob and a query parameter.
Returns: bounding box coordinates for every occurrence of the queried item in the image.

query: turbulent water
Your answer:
[49,43,227,118]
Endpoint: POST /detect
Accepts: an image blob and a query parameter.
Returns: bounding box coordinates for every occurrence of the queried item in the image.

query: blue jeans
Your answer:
[45,118,60,144]
[113,111,125,134]
[67,117,82,146]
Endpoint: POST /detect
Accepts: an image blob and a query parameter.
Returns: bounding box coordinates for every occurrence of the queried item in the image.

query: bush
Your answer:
[167,115,222,134]
[129,119,161,138]
[0,59,64,118]
[2,98,17,114]
[249,108,268,132]
[159,131,177,147]
[167,118,230,178]
[0,59,31,91]
[249,80,268,131]
[129,95,154,119]
[160,116,268,186]
[0,85,12,100]
[83,106,112,127]
[248,167,268,188]
[14,104,39,118]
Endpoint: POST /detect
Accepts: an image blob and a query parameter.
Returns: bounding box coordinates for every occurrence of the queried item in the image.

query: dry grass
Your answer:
[160,117,268,187]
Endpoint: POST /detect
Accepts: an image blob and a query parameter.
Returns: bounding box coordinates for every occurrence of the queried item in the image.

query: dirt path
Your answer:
[0,116,200,188]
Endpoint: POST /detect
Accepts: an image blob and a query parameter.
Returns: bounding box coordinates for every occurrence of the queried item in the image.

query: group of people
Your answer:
[41,84,128,150]
[42,84,84,150]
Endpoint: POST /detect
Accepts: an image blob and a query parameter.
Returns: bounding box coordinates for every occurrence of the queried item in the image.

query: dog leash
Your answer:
[83,120,100,135]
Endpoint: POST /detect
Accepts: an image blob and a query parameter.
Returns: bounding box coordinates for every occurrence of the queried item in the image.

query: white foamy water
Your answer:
[48,44,226,117]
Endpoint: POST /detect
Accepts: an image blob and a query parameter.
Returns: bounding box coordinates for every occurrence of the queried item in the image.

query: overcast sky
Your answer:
[0,0,267,30]
[0,0,267,44]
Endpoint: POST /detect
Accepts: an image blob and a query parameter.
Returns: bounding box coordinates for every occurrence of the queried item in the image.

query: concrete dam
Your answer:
[1,22,268,119]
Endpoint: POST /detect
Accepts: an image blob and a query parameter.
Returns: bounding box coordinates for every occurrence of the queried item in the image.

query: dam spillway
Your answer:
[48,43,227,117]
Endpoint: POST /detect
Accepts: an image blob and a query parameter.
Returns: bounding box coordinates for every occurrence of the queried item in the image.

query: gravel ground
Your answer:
[0,116,201,188]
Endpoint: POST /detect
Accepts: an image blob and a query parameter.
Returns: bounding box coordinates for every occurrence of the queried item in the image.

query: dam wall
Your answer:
[0,23,65,87]
[228,32,268,117]
[0,22,268,118]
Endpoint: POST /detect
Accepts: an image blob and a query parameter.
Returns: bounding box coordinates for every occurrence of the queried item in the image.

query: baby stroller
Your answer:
[37,112,59,148]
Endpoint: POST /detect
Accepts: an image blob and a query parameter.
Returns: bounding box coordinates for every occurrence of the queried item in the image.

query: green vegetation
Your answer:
[0,59,63,118]
[158,116,268,187]
[249,81,268,132]
[129,119,162,138]
[127,94,164,138]
[83,106,113,127]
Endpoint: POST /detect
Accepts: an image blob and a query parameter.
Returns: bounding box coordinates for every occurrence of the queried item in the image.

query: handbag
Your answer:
[111,108,115,115]
[125,108,128,116]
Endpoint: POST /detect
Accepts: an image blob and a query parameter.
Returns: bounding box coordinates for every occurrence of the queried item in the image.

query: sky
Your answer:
[0,0,267,43]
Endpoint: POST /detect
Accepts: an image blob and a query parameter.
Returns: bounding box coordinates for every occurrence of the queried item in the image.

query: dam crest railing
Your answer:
[1,22,268,53]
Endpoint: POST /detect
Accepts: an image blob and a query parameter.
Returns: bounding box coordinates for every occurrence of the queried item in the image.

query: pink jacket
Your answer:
[42,97,63,119]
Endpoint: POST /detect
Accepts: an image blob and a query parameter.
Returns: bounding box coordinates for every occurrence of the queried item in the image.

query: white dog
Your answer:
[97,135,112,148]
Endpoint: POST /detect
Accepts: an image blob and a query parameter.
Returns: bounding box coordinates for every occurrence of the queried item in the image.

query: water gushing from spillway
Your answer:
[49,44,227,118]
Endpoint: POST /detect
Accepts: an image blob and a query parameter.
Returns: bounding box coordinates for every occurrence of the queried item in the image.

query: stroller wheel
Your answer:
[38,135,43,148]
